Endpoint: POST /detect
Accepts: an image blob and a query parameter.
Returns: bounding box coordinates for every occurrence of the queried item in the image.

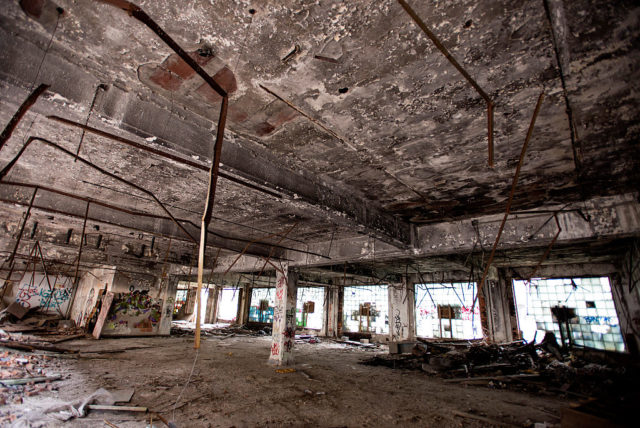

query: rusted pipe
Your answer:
[0,136,198,244]
[96,0,227,98]
[257,222,298,278]
[473,92,545,309]
[0,84,49,151]
[48,116,282,199]
[196,96,228,349]
[75,84,106,161]
[73,201,90,284]
[6,187,38,267]
[396,0,494,167]
[0,182,328,259]
[527,214,562,281]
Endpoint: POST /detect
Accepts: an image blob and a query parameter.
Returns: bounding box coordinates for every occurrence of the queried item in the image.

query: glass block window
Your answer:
[342,285,389,334]
[296,287,325,330]
[248,287,275,323]
[415,282,482,339]
[513,277,625,352]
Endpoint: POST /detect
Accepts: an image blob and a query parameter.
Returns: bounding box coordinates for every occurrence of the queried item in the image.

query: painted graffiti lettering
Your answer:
[271,342,280,356]
[16,283,38,308]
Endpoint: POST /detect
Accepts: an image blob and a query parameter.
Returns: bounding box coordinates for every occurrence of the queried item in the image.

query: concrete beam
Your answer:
[215,193,640,273]
[0,28,412,247]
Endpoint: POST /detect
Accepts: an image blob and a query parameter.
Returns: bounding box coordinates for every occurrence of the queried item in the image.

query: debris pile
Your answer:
[170,321,266,337]
[361,337,639,399]
[0,346,62,425]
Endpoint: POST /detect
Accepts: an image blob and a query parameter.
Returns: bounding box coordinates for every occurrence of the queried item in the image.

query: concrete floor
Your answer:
[6,335,570,427]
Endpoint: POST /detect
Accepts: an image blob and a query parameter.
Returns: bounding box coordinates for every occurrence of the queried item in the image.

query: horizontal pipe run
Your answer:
[48,116,282,199]
[0,136,197,244]
[0,182,328,259]
[396,0,494,167]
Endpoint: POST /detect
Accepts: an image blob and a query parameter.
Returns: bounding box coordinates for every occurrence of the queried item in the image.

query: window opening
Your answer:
[513,277,625,352]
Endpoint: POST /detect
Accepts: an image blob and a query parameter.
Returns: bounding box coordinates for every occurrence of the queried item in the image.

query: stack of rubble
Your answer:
[361,337,639,400]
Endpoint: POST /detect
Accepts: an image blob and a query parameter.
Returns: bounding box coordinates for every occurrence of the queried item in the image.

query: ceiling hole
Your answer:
[249,8,256,14]
[338,87,348,94]
[464,20,472,28]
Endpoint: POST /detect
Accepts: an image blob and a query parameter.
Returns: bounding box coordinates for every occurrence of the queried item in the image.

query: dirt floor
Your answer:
[1,334,571,427]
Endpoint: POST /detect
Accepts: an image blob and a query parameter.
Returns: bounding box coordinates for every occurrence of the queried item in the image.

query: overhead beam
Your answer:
[0,32,413,247]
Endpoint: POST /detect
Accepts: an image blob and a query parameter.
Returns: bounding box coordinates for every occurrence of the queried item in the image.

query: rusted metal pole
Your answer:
[6,187,38,267]
[48,116,281,199]
[97,0,227,98]
[396,0,494,167]
[0,136,198,244]
[527,214,562,281]
[195,96,228,349]
[73,201,90,284]
[1,187,38,298]
[473,92,545,310]
[75,84,106,161]
[0,84,49,151]
[65,201,90,319]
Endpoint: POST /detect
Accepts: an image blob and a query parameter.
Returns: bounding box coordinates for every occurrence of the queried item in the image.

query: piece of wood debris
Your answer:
[451,410,517,427]
[0,374,62,386]
[87,404,148,412]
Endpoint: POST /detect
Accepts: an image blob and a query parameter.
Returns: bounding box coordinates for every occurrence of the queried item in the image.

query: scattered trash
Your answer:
[360,336,640,400]
[275,368,296,374]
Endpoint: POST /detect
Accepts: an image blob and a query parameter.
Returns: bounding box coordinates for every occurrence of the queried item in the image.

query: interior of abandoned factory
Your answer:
[0,0,638,426]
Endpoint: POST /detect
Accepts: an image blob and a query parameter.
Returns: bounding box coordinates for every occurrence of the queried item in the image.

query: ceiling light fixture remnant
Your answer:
[396,0,495,168]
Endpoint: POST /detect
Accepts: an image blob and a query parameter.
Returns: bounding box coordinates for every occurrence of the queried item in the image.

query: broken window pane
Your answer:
[415,282,481,339]
[513,277,625,352]
[342,285,389,334]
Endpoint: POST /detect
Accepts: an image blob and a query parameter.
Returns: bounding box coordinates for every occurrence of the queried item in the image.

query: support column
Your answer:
[268,265,298,365]
[204,285,219,324]
[237,286,252,326]
[483,267,513,343]
[388,278,416,342]
[325,284,340,337]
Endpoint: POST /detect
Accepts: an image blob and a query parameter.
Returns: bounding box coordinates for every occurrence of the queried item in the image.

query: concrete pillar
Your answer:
[325,284,340,337]
[237,286,252,326]
[159,276,179,335]
[204,285,219,324]
[268,265,298,365]
[484,268,514,343]
[388,278,416,341]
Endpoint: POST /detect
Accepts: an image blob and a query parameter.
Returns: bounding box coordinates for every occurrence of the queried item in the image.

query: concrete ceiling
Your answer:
[0,0,638,278]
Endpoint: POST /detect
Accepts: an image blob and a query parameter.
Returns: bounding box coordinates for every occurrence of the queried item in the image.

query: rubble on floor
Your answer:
[0,346,63,425]
[170,320,270,337]
[360,337,640,401]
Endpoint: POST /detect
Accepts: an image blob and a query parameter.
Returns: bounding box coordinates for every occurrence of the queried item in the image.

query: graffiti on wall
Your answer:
[14,274,73,313]
[104,291,163,334]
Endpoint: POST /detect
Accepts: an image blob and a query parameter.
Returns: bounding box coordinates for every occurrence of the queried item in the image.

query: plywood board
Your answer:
[92,292,114,339]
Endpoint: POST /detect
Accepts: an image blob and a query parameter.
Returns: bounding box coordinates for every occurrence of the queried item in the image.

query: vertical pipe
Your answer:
[488,101,494,168]
[474,92,545,311]
[195,96,229,349]
[66,201,90,319]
